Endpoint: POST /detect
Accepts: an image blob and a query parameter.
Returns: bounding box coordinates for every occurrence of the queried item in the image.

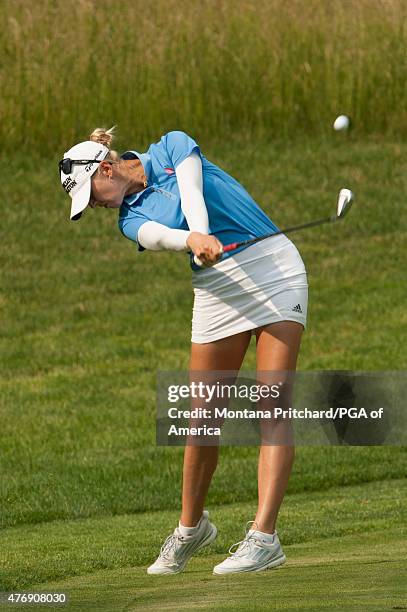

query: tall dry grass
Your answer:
[1,0,407,155]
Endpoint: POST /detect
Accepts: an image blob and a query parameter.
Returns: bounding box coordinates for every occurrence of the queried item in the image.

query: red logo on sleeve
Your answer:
[164,167,175,175]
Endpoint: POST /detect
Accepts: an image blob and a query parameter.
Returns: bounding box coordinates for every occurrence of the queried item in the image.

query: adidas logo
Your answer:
[292,304,303,313]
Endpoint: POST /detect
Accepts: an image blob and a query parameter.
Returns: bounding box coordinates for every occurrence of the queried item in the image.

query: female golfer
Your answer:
[59,127,308,575]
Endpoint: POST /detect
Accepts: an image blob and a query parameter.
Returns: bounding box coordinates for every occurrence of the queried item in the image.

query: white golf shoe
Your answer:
[213,521,286,575]
[147,510,217,575]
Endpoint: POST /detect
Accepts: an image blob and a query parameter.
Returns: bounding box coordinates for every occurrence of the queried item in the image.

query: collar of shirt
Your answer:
[121,150,152,206]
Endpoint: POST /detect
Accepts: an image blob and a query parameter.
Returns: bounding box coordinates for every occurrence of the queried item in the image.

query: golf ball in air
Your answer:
[333,115,350,131]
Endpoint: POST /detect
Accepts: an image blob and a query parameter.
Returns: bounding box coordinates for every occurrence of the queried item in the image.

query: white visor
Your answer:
[70,180,92,221]
[59,141,109,220]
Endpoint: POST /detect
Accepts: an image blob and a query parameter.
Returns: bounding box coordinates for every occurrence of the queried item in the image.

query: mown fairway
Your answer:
[2,479,406,610]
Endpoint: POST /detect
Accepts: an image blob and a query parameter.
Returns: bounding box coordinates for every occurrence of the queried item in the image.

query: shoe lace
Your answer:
[158,530,183,561]
[228,520,259,558]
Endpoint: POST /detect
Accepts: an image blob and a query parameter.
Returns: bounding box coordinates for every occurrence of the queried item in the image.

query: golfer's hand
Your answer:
[187,232,224,267]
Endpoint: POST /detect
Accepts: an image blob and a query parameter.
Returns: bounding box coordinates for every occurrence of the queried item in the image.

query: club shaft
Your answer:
[223,214,337,253]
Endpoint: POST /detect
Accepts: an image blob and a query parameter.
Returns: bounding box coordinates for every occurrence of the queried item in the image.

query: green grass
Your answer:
[3,0,407,155]
[1,136,406,532]
[2,3,407,607]
[1,135,406,607]
[1,479,406,609]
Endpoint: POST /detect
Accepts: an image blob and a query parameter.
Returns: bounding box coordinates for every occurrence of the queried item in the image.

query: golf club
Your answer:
[193,188,353,267]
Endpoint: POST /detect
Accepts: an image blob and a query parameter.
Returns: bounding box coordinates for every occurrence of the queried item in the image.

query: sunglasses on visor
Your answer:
[59,158,107,175]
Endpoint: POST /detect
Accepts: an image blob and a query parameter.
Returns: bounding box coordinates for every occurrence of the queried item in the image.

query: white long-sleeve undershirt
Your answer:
[137,152,209,251]
[137,222,190,251]
[177,152,210,234]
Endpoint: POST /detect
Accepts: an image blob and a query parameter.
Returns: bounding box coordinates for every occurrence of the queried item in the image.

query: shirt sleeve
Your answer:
[162,131,201,170]
[118,214,150,251]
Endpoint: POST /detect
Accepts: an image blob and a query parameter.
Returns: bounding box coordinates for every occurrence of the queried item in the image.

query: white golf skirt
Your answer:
[191,234,308,344]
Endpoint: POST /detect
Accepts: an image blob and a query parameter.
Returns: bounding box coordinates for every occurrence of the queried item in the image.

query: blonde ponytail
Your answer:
[89,126,119,160]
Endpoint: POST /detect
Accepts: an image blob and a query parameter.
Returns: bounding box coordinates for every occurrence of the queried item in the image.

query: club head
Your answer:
[337,188,354,218]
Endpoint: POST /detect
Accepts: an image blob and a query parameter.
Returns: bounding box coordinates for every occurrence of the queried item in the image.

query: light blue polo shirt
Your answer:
[118,131,279,270]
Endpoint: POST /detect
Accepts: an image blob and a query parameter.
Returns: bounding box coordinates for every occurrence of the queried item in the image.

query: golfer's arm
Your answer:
[137,152,208,251]
[175,152,210,234]
[137,221,190,251]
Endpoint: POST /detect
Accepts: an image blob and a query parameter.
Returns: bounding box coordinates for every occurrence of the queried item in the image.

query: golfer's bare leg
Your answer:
[254,321,303,534]
[180,331,251,527]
